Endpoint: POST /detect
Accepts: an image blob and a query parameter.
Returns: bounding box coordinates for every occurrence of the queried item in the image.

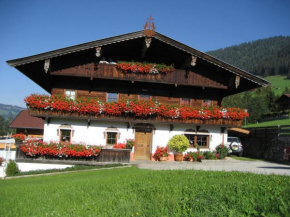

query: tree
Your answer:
[283,86,290,94]
[0,115,9,136]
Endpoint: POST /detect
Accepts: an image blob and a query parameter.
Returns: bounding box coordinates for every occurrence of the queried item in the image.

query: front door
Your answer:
[134,132,152,160]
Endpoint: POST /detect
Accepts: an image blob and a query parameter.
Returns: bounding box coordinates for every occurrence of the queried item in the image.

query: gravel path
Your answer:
[132,157,290,176]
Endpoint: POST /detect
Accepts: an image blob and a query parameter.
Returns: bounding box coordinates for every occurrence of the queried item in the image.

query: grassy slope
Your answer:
[244,119,290,128]
[0,167,289,217]
[265,75,290,96]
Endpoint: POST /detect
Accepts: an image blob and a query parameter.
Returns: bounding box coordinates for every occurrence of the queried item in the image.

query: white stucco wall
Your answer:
[44,118,134,145]
[44,118,227,154]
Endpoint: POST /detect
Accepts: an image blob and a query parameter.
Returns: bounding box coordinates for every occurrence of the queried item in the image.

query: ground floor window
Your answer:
[184,134,209,148]
[106,132,117,145]
[60,129,71,142]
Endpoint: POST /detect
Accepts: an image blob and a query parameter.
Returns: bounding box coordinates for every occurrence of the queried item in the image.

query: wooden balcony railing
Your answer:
[28,108,242,127]
[51,63,228,89]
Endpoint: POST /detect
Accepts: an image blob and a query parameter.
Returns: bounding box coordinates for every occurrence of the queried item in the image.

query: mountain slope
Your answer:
[0,103,25,119]
[206,36,290,77]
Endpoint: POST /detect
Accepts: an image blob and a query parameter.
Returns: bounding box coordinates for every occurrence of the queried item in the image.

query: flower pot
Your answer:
[160,156,167,162]
[174,153,183,161]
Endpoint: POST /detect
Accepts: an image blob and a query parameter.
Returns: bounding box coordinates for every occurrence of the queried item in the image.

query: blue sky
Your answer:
[0,0,290,107]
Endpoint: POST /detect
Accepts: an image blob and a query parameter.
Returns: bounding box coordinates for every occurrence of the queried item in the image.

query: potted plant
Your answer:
[168,135,189,161]
[153,146,169,162]
[126,139,135,149]
[12,133,26,144]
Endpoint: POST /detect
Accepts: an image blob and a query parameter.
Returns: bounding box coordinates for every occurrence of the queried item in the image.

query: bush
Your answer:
[5,160,20,176]
[203,151,216,160]
[216,145,229,159]
[168,135,189,153]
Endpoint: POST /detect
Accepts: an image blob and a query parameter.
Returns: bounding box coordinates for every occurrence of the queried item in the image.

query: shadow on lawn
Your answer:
[258,166,290,170]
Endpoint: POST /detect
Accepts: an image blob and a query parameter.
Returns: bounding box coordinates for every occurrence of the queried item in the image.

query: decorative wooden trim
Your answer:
[28,108,243,127]
[44,59,50,73]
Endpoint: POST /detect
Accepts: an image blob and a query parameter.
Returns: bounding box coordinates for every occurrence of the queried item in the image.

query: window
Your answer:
[60,129,71,142]
[65,90,75,100]
[203,100,212,107]
[181,98,190,106]
[107,93,118,102]
[107,132,117,145]
[139,95,150,100]
[196,135,208,147]
[184,134,209,148]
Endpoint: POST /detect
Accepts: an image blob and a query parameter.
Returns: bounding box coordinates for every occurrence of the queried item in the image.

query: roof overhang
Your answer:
[7,30,270,89]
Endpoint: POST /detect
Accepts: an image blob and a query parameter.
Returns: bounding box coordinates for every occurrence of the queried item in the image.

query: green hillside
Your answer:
[207,36,290,77]
[264,75,290,95]
[0,103,25,119]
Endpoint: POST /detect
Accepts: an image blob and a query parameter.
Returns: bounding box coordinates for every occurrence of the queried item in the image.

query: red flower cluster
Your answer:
[12,133,26,141]
[24,94,249,120]
[116,61,175,74]
[183,154,192,161]
[20,140,102,158]
[113,143,127,149]
[153,146,169,161]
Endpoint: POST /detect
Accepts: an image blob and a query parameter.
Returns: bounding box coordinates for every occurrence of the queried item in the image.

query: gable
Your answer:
[7,30,269,93]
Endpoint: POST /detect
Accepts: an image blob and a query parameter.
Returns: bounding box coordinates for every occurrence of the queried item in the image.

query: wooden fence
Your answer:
[247,125,290,138]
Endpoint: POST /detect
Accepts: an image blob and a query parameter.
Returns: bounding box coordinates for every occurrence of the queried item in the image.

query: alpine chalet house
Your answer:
[7,19,269,161]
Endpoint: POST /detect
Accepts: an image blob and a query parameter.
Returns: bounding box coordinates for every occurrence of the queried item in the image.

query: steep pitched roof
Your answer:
[6,30,269,87]
[9,110,44,129]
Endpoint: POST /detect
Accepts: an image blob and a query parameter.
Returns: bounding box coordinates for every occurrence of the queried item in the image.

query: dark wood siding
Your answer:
[51,88,64,95]
[50,89,219,108]
[51,63,228,89]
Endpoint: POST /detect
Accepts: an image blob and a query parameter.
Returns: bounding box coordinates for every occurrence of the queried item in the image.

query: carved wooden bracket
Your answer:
[141,37,152,58]
[182,55,197,69]
[44,59,50,73]
[127,122,131,130]
[145,37,151,48]
[95,47,102,57]
[235,75,240,89]
[87,119,91,128]
[170,124,174,132]
[196,125,201,132]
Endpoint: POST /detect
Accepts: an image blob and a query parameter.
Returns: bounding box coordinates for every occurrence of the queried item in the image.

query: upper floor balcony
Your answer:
[25,94,247,127]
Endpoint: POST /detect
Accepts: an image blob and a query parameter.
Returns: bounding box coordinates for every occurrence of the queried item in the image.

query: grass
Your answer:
[0,167,290,216]
[7,164,124,177]
[244,118,290,128]
[229,156,259,161]
[264,75,290,95]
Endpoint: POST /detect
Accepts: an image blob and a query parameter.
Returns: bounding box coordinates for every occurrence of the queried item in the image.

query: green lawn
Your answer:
[244,118,290,128]
[264,75,290,95]
[0,167,290,216]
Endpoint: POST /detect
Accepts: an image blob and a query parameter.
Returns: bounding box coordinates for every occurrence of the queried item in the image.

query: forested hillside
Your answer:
[207,36,290,77]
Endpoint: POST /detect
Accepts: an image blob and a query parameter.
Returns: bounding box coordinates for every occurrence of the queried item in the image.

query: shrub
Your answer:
[203,151,216,160]
[5,160,20,176]
[168,135,189,153]
[187,151,198,161]
[184,154,191,161]
[216,144,229,159]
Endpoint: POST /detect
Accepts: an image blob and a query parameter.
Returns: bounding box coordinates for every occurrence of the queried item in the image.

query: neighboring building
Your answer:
[9,110,44,138]
[6,22,269,160]
[275,94,290,110]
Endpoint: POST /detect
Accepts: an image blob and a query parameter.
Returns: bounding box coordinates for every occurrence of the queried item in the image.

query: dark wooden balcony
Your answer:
[51,63,228,90]
[28,108,242,127]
